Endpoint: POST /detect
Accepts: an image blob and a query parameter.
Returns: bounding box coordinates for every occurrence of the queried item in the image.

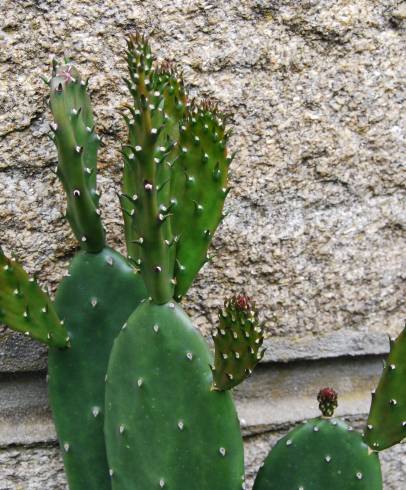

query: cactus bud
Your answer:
[317,387,338,417]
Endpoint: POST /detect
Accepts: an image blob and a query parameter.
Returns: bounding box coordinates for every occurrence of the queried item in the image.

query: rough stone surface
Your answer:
[0,446,66,490]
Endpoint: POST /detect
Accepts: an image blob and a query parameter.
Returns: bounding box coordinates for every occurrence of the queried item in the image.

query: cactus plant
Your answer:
[0,60,146,490]
[364,325,406,451]
[253,388,383,490]
[3,31,401,490]
[104,34,245,490]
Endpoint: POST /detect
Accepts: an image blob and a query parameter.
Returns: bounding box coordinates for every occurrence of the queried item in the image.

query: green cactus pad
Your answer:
[253,417,382,490]
[105,300,244,490]
[0,248,68,348]
[364,326,406,451]
[253,389,382,490]
[212,295,265,391]
[49,61,105,252]
[48,247,146,490]
[170,101,231,299]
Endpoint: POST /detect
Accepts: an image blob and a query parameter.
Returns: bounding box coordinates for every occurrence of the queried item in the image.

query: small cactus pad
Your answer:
[49,61,105,252]
[318,387,338,417]
[364,326,406,451]
[48,248,146,490]
[105,300,244,490]
[212,294,265,391]
[0,248,68,348]
[253,391,382,490]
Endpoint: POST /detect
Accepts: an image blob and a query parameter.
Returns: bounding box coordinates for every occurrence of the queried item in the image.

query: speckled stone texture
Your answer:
[0,0,405,488]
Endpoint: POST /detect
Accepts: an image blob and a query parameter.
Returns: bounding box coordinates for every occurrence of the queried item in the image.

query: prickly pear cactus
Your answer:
[0,247,68,348]
[212,294,265,391]
[364,325,406,451]
[253,388,383,490]
[46,61,146,490]
[105,34,244,490]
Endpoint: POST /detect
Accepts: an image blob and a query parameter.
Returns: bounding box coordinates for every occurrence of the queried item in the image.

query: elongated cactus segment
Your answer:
[253,389,382,490]
[105,300,244,490]
[48,248,146,490]
[0,248,68,348]
[121,36,187,265]
[318,386,338,417]
[364,326,406,451]
[120,35,153,265]
[120,34,178,303]
[212,295,265,391]
[171,101,231,299]
[49,61,105,252]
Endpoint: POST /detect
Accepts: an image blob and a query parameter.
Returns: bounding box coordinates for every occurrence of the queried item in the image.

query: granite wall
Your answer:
[0,0,405,488]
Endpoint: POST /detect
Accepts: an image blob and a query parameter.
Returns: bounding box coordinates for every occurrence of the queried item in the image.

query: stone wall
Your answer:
[0,0,405,488]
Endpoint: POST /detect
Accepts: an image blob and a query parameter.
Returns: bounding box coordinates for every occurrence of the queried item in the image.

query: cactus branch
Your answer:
[49,62,105,252]
[0,247,68,348]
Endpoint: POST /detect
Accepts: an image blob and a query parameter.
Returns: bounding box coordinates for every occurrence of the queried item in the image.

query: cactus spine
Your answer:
[104,34,244,490]
[253,389,383,490]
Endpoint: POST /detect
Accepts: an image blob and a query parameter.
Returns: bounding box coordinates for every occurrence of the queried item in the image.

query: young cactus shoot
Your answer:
[212,294,265,391]
[318,387,338,417]
[49,61,105,252]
